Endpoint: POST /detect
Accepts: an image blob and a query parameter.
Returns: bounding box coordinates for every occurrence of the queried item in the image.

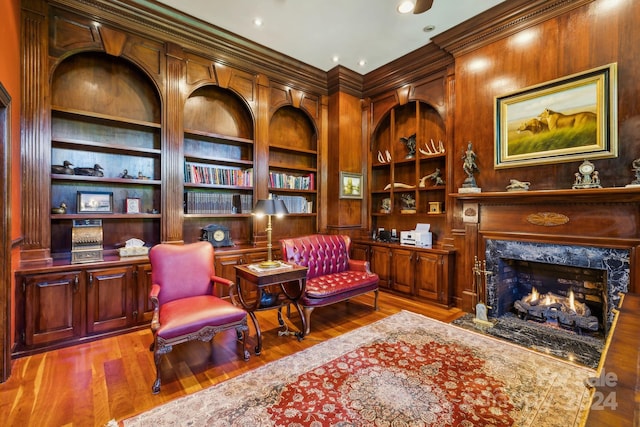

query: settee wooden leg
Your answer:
[303,307,313,335]
[373,289,380,310]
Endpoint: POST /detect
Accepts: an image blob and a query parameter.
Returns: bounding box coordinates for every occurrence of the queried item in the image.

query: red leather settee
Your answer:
[280,234,379,334]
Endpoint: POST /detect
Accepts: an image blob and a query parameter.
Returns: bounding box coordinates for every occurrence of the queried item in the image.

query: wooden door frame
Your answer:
[0,82,12,382]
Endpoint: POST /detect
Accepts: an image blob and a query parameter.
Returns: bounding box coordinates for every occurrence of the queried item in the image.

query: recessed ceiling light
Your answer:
[397,1,415,14]
[332,55,339,63]
[253,17,263,27]
[358,59,367,67]
[423,25,436,32]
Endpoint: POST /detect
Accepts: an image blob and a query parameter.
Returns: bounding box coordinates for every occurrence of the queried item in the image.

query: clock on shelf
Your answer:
[201,224,234,247]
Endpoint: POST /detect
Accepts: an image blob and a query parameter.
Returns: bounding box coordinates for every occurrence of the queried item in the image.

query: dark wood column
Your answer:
[20,0,51,266]
[162,42,185,244]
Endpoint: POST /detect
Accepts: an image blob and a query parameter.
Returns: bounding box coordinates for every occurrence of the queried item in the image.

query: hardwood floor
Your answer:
[1,292,463,426]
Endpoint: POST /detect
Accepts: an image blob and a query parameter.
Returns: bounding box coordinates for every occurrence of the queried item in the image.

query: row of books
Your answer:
[270,194,313,214]
[184,192,252,214]
[185,162,253,187]
[269,171,314,190]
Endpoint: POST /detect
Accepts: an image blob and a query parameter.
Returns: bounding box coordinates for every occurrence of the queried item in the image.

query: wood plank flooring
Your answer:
[1,292,463,427]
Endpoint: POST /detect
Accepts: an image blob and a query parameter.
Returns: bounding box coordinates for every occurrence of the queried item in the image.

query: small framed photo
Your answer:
[125,198,141,214]
[77,191,113,213]
[340,172,363,199]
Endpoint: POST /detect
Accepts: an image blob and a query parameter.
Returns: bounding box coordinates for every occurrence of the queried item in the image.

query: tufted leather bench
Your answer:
[279,234,379,334]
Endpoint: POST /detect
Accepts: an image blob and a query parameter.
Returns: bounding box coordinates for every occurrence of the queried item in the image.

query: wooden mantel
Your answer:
[453,187,640,311]
[451,186,640,204]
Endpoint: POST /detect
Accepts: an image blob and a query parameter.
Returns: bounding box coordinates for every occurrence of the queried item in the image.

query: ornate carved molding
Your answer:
[51,0,328,94]
[432,0,596,57]
[526,212,570,227]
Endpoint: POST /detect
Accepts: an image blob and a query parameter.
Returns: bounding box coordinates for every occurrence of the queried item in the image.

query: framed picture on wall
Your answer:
[77,191,113,213]
[494,63,617,169]
[340,172,363,199]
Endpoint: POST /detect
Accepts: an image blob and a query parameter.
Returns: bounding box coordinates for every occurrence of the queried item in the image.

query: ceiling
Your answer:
[155,0,507,74]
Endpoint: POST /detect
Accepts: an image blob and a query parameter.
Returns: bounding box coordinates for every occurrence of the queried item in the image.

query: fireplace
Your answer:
[496,259,606,334]
[484,239,630,333]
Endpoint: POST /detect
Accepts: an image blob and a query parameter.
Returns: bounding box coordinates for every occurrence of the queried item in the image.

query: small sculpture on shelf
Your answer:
[505,179,531,191]
[137,171,150,180]
[119,169,134,179]
[377,150,392,164]
[400,194,416,214]
[626,158,640,187]
[418,139,445,156]
[51,202,67,214]
[380,197,391,214]
[399,133,416,159]
[572,159,601,189]
[461,142,479,188]
[51,160,74,175]
[419,168,445,187]
[74,163,104,177]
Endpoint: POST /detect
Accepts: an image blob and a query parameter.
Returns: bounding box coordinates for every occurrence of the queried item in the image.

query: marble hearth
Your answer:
[483,239,630,332]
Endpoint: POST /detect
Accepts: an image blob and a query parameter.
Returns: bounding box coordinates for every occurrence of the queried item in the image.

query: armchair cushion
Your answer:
[157,295,248,340]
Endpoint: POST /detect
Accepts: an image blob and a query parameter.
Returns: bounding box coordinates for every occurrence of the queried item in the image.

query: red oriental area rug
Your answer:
[122,311,594,427]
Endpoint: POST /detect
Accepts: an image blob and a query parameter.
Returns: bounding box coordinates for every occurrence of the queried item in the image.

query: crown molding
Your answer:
[431,0,596,57]
[50,0,329,94]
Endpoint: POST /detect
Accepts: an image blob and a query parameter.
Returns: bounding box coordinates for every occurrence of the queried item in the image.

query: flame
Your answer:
[531,287,539,302]
[569,290,576,312]
[544,294,551,306]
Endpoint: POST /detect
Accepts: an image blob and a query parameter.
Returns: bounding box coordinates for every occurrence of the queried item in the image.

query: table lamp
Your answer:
[253,198,288,268]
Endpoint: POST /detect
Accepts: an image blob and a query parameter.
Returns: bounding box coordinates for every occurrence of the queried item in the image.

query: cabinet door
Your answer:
[370,246,392,289]
[23,271,83,346]
[86,266,133,334]
[391,248,414,294]
[135,263,154,324]
[215,252,246,298]
[350,243,370,262]
[415,252,442,302]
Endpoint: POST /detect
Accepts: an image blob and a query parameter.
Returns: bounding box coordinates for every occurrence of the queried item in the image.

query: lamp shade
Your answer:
[253,199,289,216]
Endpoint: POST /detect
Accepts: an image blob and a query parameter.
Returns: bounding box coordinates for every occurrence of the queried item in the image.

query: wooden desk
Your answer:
[583,293,640,426]
[234,263,308,355]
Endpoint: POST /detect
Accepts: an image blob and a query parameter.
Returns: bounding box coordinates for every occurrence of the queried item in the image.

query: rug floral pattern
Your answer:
[123,311,594,427]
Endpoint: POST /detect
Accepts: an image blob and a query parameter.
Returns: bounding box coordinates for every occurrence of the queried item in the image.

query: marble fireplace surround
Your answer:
[483,239,630,331]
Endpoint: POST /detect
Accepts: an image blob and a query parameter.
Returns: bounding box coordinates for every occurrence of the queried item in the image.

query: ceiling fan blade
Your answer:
[413,0,434,14]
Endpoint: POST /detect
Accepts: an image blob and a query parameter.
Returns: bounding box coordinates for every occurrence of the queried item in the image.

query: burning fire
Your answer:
[569,289,576,313]
[522,288,588,316]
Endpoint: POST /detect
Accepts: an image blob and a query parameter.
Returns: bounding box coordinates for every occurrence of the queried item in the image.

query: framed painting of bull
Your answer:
[494,63,617,169]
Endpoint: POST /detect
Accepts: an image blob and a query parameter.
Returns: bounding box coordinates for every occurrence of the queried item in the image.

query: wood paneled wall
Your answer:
[447,0,639,201]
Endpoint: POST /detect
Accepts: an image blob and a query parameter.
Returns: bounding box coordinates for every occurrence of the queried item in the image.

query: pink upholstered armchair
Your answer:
[148,241,250,394]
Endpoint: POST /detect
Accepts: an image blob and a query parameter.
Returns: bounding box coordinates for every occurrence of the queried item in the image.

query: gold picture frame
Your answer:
[339,172,363,199]
[494,63,617,169]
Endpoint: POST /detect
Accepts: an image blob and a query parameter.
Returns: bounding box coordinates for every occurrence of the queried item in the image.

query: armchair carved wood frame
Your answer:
[148,242,250,394]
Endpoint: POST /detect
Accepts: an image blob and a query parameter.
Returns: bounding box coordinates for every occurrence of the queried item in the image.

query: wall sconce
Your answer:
[253,198,288,268]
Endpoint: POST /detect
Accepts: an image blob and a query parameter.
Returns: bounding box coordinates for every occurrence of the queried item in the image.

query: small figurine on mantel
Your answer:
[505,179,531,191]
[626,158,640,187]
[572,159,601,189]
[459,142,480,192]
[399,133,417,159]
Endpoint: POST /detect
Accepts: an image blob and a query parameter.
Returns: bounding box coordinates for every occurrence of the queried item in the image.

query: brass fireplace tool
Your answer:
[473,256,493,327]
